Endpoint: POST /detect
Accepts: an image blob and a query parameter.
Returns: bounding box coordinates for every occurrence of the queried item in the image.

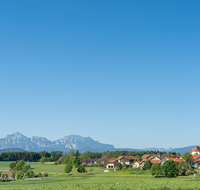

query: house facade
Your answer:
[117,156,138,165]
[81,158,98,165]
[190,146,200,155]
[133,160,144,168]
[142,154,157,161]
[106,158,118,168]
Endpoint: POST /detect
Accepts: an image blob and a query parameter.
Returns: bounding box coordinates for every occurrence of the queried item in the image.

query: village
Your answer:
[81,145,200,169]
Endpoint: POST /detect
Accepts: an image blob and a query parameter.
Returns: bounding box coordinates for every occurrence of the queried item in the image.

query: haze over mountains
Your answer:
[0,132,196,154]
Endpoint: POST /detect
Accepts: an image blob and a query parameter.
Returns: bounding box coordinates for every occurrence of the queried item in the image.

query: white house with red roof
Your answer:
[190,146,200,155]
[106,158,118,168]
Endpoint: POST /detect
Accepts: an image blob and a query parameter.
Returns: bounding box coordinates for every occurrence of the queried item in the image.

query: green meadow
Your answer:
[1,161,200,189]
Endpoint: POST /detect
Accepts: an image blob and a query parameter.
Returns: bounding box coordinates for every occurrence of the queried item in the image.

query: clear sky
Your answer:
[0,0,200,149]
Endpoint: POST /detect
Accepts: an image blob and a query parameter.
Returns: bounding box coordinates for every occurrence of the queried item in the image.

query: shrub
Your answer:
[37,172,43,177]
[54,162,57,165]
[16,171,24,180]
[77,166,86,173]
[25,171,34,178]
[43,172,48,177]
[117,162,122,170]
[57,160,62,164]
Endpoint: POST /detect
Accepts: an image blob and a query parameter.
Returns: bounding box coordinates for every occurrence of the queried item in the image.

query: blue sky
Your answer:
[0,0,200,149]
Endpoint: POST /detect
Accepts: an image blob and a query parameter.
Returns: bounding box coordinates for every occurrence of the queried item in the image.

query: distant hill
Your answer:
[0,132,197,154]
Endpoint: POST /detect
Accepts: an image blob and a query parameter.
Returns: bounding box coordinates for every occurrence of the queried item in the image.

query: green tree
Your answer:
[77,165,85,173]
[40,157,45,165]
[64,161,73,174]
[162,160,178,177]
[69,150,75,157]
[178,160,186,175]
[63,155,70,164]
[117,162,122,170]
[15,160,25,171]
[22,164,31,173]
[182,152,193,164]
[25,170,34,178]
[16,171,24,180]
[143,160,152,170]
[75,150,80,157]
[9,162,16,170]
[150,163,162,177]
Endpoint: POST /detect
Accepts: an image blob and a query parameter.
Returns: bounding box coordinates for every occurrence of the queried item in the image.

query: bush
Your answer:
[43,172,48,177]
[117,162,122,170]
[25,171,34,178]
[54,162,57,165]
[37,172,43,177]
[16,171,24,180]
[57,160,62,164]
[77,166,85,173]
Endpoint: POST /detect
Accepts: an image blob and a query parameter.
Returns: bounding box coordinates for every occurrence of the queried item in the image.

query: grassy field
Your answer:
[32,165,104,174]
[1,161,200,189]
[1,175,200,190]
[0,161,54,167]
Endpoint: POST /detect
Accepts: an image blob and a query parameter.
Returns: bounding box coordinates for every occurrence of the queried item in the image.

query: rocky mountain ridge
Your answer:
[0,132,115,152]
[0,132,196,154]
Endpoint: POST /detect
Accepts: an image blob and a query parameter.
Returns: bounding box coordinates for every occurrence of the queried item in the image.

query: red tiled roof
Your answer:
[133,160,144,164]
[124,156,138,160]
[142,154,156,159]
[117,156,124,160]
[190,146,200,153]
[166,158,181,162]
[107,158,118,163]
[151,160,160,164]
[193,159,200,163]
[192,155,200,160]
[142,154,151,159]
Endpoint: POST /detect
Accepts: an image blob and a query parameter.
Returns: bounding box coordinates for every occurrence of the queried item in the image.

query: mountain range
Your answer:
[0,132,196,154]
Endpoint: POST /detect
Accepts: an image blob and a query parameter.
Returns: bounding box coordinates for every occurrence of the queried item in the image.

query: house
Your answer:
[106,158,118,168]
[81,158,98,165]
[142,154,158,161]
[117,156,138,165]
[150,160,160,164]
[160,157,181,165]
[133,160,144,168]
[192,155,200,168]
[190,146,200,155]
[166,158,181,162]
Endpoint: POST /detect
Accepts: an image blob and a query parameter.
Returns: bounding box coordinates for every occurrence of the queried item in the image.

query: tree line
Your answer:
[0,151,63,162]
[0,149,181,162]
